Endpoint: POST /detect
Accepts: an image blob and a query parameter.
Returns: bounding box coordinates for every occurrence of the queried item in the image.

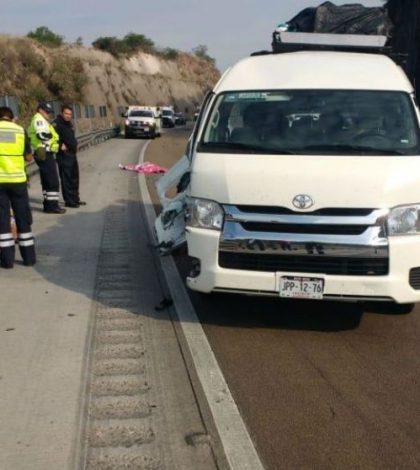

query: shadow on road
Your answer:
[189,290,365,332]
[171,249,415,332]
[170,250,365,332]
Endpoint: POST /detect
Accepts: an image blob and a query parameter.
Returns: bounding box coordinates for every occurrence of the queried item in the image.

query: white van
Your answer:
[156,34,420,310]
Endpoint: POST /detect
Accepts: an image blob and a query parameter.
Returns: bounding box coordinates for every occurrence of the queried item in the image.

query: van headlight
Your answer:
[387,205,420,235]
[186,197,224,231]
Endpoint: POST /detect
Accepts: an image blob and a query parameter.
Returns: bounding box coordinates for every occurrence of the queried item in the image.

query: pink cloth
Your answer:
[118,162,167,174]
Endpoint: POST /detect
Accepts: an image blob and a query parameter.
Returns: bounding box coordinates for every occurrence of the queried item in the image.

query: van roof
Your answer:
[214,51,413,94]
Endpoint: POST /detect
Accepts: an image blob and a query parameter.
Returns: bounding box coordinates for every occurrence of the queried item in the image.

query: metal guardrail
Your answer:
[76,127,119,150]
[26,126,119,176]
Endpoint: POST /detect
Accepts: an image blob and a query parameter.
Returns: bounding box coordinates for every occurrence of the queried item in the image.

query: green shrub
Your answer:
[159,47,180,60]
[27,26,63,47]
[192,44,216,66]
[92,33,155,57]
[123,33,154,53]
[47,56,88,101]
[92,36,124,56]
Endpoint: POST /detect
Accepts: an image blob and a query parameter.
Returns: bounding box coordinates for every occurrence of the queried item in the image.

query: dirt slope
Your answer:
[0,36,220,129]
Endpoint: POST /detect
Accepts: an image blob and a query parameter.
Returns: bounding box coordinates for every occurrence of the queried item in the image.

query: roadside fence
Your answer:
[26,125,119,178]
[0,95,19,117]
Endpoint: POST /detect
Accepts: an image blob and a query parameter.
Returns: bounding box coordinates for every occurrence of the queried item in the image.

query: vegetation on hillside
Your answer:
[0,26,220,122]
[92,33,155,56]
[25,25,216,66]
[91,32,215,65]
[27,26,64,47]
[192,45,216,66]
[0,36,88,120]
[92,33,186,62]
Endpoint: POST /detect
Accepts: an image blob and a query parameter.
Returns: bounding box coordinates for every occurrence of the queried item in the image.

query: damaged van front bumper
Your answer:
[186,227,420,304]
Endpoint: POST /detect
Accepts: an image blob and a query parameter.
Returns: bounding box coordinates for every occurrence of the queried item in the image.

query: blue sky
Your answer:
[3,0,383,71]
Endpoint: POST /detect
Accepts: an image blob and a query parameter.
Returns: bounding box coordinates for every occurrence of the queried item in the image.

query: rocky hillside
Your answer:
[0,35,220,131]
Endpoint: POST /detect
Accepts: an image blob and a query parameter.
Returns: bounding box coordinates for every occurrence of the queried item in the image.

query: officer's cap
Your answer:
[38,102,53,114]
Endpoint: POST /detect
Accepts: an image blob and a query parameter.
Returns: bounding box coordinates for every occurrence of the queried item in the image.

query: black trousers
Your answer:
[56,152,80,205]
[35,152,60,211]
[0,182,36,268]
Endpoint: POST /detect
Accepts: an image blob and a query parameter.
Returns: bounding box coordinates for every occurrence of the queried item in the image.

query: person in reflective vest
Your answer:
[0,106,36,268]
[28,102,65,214]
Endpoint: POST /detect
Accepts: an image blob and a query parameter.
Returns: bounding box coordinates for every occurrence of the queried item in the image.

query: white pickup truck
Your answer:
[156,33,420,312]
[124,106,161,139]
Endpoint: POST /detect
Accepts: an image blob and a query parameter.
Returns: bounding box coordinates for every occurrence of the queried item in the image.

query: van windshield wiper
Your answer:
[301,144,405,155]
[199,142,296,154]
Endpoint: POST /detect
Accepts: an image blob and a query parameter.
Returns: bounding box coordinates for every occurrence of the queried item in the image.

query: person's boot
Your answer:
[44,205,66,214]
[0,245,15,268]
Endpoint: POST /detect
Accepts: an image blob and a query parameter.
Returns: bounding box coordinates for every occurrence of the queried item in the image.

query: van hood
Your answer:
[190,153,420,210]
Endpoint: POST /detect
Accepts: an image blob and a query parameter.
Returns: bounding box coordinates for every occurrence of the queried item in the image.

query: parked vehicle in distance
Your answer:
[155,32,420,313]
[124,106,161,139]
[161,106,176,128]
[174,112,187,126]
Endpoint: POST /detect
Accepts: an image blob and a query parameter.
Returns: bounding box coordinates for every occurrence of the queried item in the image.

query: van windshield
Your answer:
[199,90,420,155]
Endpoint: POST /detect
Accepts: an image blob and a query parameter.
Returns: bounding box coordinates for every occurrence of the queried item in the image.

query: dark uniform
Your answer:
[53,114,80,207]
[28,103,65,214]
[0,111,36,268]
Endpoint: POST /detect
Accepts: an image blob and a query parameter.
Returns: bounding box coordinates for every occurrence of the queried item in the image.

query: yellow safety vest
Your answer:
[28,112,59,153]
[0,120,26,184]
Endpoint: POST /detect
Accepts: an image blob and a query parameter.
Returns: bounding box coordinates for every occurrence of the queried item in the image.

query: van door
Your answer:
[154,92,214,254]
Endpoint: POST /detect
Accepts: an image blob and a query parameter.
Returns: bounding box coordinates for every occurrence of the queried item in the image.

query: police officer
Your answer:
[0,106,36,268]
[53,104,86,208]
[28,102,65,214]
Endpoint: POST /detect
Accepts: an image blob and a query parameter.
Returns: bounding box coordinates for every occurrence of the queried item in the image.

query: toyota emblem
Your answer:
[293,194,314,210]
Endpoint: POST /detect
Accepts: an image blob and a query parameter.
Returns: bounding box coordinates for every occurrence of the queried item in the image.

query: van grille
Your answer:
[240,222,368,236]
[219,205,389,277]
[219,252,389,276]
[236,206,375,217]
[409,268,420,290]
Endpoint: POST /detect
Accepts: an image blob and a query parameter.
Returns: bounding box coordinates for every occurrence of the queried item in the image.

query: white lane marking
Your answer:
[137,142,265,470]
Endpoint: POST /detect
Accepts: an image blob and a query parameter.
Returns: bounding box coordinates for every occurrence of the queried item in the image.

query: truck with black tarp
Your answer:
[273,1,420,97]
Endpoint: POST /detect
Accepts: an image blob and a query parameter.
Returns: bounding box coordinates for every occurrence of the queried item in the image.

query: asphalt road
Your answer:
[0,136,216,470]
[147,127,420,470]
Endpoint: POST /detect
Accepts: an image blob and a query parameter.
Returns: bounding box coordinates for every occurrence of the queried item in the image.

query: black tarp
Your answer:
[287,2,392,36]
[272,1,420,96]
[286,7,317,33]
[385,0,420,95]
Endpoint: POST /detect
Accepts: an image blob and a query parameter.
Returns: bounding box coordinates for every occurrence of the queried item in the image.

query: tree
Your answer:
[192,44,216,66]
[27,26,63,47]
[92,33,156,57]
[123,33,154,53]
[75,36,83,46]
[92,36,123,56]
[159,47,179,60]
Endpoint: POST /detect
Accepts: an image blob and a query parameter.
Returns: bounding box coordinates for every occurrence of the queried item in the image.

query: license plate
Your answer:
[279,276,324,299]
